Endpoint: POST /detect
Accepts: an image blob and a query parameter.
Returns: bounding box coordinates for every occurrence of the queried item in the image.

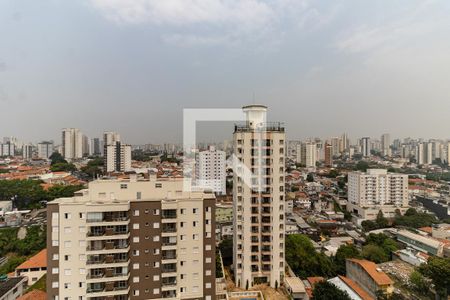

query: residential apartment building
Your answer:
[381,134,391,156]
[90,138,102,156]
[1,141,15,157]
[22,144,33,161]
[361,137,371,157]
[195,146,226,194]
[296,142,317,168]
[37,141,54,159]
[324,143,333,166]
[61,128,83,160]
[47,176,216,300]
[233,105,285,288]
[103,132,121,147]
[105,141,132,173]
[347,169,409,223]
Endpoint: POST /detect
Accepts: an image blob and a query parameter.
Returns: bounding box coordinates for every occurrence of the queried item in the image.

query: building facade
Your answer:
[47,176,216,300]
[37,141,54,159]
[196,146,226,194]
[105,142,132,173]
[347,169,409,222]
[62,128,83,160]
[233,105,285,288]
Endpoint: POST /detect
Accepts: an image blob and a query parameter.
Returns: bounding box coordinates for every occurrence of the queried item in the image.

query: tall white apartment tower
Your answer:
[361,137,371,157]
[62,128,83,160]
[297,142,317,168]
[22,144,33,160]
[233,105,285,289]
[103,131,121,146]
[196,146,226,194]
[38,141,54,159]
[105,141,132,173]
[381,134,391,156]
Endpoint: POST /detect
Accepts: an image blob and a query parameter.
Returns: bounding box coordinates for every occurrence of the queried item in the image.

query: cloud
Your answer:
[89,0,274,28]
[334,1,450,55]
[89,0,333,47]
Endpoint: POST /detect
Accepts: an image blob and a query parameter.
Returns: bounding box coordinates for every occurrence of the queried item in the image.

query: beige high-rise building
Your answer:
[296,142,317,168]
[47,176,216,300]
[62,128,83,160]
[347,169,409,223]
[103,131,121,146]
[233,105,285,288]
[105,141,132,173]
[381,133,391,157]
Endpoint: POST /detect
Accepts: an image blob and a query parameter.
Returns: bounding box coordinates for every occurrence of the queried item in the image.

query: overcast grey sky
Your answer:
[1,0,450,144]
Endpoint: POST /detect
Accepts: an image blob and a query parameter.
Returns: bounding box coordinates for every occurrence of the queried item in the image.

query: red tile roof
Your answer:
[348,259,393,286]
[339,275,374,300]
[16,249,47,270]
[17,290,47,300]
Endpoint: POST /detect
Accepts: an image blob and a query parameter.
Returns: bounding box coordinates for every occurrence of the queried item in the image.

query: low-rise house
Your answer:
[346,259,394,299]
[0,277,27,300]
[14,249,47,286]
[285,276,307,300]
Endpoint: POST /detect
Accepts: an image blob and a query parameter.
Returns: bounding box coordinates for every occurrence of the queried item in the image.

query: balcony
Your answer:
[162,237,177,246]
[87,281,129,297]
[162,276,177,287]
[87,254,128,266]
[162,223,177,233]
[87,241,129,254]
[161,263,177,274]
[162,290,177,298]
[87,212,129,225]
[162,250,177,260]
[161,209,177,219]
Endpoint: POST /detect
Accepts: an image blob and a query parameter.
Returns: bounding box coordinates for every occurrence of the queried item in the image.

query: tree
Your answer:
[312,281,351,300]
[361,220,378,232]
[49,152,67,165]
[218,239,233,266]
[364,233,397,262]
[361,244,388,263]
[286,234,336,278]
[394,208,437,228]
[376,210,389,228]
[409,271,428,294]
[334,244,361,275]
[50,162,77,172]
[306,173,314,182]
[418,256,450,299]
[355,161,369,172]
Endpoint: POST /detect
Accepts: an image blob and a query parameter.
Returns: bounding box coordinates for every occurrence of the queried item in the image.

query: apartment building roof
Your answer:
[347,259,393,286]
[16,249,47,270]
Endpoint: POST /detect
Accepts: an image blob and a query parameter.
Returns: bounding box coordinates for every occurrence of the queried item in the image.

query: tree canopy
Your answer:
[286,234,336,278]
[312,281,351,300]
[334,244,361,275]
[418,256,450,299]
[0,179,84,209]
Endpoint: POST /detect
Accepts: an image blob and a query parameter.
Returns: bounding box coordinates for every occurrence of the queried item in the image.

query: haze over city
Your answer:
[1,0,450,144]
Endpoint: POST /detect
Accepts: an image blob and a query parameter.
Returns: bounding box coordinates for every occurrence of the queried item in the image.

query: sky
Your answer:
[1,0,450,145]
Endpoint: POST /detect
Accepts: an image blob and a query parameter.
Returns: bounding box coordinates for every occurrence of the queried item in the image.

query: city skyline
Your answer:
[1,1,450,143]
